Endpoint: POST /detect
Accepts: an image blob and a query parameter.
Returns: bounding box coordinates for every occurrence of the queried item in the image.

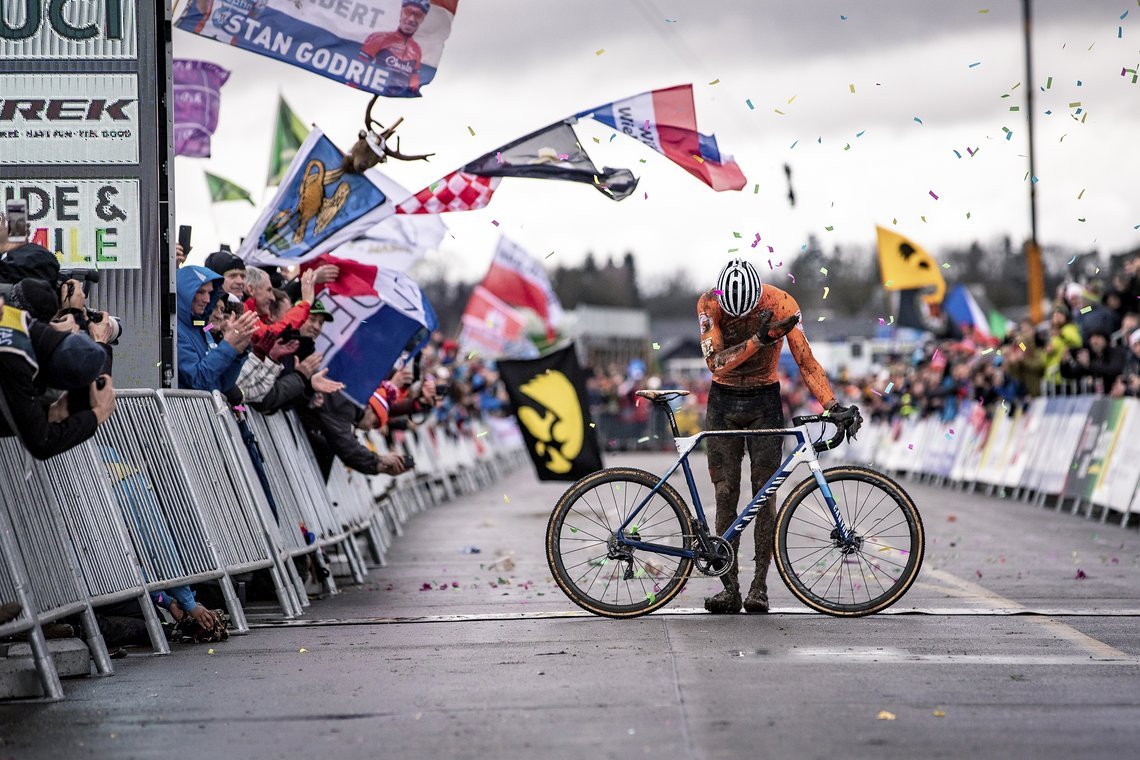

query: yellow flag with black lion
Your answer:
[498,344,604,481]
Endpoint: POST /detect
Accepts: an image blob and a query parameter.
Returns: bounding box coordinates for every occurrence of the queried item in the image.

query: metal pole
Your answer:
[1023,0,1045,323]
[159,1,177,386]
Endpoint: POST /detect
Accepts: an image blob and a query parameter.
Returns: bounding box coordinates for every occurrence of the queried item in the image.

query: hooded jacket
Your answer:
[177,266,246,391]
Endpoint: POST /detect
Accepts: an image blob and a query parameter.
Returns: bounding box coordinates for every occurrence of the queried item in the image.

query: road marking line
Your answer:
[248,606,1140,628]
[780,649,1139,665]
[923,568,1128,660]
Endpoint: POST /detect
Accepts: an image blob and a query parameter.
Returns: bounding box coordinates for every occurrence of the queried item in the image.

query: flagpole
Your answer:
[1022,0,1045,324]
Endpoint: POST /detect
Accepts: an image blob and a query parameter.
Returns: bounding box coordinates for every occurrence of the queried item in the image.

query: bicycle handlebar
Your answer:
[791,414,847,453]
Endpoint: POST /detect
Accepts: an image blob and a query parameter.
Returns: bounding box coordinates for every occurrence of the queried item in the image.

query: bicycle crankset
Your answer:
[694,536,735,577]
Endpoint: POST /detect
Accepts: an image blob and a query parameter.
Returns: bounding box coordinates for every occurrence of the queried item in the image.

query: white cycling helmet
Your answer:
[716,257,762,317]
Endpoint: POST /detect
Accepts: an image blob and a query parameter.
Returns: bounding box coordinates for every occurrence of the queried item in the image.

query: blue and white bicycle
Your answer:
[546,390,925,618]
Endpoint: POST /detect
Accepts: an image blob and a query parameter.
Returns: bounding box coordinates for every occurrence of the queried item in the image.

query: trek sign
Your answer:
[0,0,142,269]
[0,74,140,165]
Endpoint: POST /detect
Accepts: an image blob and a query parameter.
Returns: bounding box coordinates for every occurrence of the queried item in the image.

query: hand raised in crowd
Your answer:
[377,452,407,475]
[295,351,324,379]
[419,374,439,406]
[300,268,318,304]
[309,367,345,394]
[58,279,86,311]
[223,311,260,352]
[175,243,187,267]
[391,364,415,389]
[87,316,116,344]
[49,313,81,334]
[268,337,300,363]
[90,375,115,424]
[313,264,340,285]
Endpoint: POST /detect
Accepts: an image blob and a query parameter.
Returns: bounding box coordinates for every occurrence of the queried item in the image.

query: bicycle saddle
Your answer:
[635,389,691,402]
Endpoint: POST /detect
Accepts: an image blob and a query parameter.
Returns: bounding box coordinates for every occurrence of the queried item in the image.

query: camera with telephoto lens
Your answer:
[57,269,123,345]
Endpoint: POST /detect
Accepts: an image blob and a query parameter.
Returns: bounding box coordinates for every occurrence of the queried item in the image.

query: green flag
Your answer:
[268,96,309,187]
[987,309,1012,341]
[204,172,255,205]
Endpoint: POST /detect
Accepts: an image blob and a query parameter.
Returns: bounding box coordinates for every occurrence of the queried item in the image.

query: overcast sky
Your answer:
[173,0,1140,289]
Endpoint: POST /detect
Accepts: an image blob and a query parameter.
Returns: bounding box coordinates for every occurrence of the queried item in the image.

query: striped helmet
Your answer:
[716,258,762,317]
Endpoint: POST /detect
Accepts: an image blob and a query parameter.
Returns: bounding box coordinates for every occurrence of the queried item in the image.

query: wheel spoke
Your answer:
[777,473,921,615]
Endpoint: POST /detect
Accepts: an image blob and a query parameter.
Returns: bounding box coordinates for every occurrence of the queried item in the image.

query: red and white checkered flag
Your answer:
[396,171,502,215]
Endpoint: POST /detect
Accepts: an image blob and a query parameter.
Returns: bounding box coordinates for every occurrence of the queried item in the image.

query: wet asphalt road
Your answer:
[1,451,1138,759]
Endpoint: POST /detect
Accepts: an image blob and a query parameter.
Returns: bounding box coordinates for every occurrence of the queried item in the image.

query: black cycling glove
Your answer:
[826,402,863,441]
[754,310,800,346]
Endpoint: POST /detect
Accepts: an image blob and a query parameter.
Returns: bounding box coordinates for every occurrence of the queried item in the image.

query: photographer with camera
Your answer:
[0,294,116,459]
[0,203,116,459]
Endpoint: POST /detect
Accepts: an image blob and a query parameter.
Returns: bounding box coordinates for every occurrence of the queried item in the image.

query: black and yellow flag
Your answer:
[498,344,603,482]
[875,226,946,304]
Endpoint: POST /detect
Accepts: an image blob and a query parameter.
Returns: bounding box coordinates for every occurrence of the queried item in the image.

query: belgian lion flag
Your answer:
[498,344,603,481]
[875,226,946,305]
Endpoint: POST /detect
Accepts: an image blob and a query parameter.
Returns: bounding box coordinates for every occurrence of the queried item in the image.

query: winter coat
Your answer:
[176,266,246,392]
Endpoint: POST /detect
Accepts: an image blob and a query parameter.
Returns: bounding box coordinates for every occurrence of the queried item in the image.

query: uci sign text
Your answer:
[0,0,136,58]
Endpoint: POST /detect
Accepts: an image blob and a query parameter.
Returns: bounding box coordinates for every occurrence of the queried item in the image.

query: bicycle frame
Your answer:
[614,406,852,559]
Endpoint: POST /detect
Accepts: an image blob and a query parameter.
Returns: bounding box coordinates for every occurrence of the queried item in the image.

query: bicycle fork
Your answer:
[809,465,857,550]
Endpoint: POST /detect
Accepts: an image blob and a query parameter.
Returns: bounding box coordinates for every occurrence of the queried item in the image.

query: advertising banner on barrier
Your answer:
[953,403,989,480]
[175,0,460,98]
[1038,396,1094,495]
[1001,404,1035,490]
[0,177,140,269]
[1061,397,1109,501]
[1089,399,1140,510]
[976,403,1016,487]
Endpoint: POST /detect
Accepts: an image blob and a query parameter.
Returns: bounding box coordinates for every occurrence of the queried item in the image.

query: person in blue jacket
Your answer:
[176,265,260,391]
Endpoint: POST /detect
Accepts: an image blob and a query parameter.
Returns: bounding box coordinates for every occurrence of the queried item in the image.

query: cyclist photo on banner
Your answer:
[697,258,863,614]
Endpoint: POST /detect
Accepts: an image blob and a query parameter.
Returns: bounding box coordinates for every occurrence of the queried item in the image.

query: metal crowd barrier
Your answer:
[2,391,528,701]
[94,391,248,632]
[159,391,304,619]
[848,394,1140,528]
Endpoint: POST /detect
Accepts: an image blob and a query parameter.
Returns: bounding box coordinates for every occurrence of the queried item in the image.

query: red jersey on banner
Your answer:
[359,31,423,95]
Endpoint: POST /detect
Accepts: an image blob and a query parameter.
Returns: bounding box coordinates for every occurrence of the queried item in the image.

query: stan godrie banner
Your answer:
[498,344,604,482]
[176,0,460,98]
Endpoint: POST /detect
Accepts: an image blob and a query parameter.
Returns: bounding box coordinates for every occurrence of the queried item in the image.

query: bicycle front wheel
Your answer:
[546,467,694,619]
[774,466,924,616]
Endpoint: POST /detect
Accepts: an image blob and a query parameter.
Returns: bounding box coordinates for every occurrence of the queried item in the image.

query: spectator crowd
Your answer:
[0,229,516,648]
[587,252,1140,447]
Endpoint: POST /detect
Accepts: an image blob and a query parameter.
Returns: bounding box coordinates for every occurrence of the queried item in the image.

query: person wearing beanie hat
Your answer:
[0,298,115,459]
[204,250,247,300]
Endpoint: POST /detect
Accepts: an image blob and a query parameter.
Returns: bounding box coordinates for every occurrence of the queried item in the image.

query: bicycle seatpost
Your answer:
[657,400,681,438]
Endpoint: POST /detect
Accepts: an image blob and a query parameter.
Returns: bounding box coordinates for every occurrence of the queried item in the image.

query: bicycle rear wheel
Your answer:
[546,467,694,619]
[774,466,924,616]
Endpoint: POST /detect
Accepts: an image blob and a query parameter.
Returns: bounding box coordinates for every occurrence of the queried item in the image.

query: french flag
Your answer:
[942,284,992,340]
[577,84,747,192]
[314,267,438,406]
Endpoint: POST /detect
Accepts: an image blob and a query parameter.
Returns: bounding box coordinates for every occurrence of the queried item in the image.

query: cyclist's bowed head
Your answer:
[696,257,862,615]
